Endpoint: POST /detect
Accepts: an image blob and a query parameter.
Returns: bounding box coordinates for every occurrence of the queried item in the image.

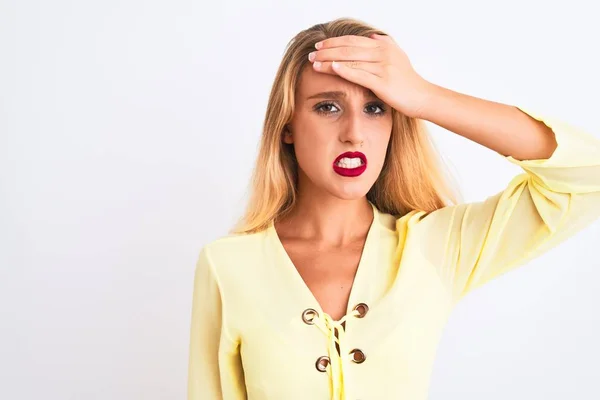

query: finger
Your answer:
[311,46,382,63]
[315,34,379,50]
[370,33,396,45]
[331,61,381,91]
[313,60,384,77]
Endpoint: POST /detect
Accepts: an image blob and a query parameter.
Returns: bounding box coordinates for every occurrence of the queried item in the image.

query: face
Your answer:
[284,65,393,200]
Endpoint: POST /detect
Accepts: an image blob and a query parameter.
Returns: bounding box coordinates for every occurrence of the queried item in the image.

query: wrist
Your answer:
[412,80,442,120]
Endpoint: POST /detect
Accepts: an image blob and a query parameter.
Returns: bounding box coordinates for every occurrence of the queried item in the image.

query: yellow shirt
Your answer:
[187,108,600,400]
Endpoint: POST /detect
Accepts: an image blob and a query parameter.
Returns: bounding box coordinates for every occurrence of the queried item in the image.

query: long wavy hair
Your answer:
[230,17,460,235]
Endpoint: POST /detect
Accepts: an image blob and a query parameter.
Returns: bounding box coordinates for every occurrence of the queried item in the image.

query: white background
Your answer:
[1,0,599,399]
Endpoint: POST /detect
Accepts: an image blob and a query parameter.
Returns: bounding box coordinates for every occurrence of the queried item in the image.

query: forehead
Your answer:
[296,64,375,100]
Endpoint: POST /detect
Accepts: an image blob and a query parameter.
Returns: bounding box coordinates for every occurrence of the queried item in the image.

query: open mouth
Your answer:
[332,151,367,177]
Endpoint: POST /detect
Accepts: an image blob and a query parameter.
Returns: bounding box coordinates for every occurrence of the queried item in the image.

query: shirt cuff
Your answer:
[503,106,600,168]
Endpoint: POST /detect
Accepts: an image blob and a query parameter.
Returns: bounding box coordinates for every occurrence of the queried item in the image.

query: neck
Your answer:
[279,190,374,246]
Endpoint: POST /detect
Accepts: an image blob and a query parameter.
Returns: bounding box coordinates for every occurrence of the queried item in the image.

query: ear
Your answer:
[282,125,294,144]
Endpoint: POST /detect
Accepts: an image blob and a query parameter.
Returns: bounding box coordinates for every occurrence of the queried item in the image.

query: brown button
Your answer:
[315,356,330,372]
[302,308,318,325]
[349,348,366,364]
[353,303,369,318]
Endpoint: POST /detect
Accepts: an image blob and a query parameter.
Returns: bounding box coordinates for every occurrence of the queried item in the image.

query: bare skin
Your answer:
[275,63,392,322]
[275,209,373,322]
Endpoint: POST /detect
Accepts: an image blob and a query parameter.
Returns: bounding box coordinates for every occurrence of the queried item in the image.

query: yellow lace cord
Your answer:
[313,309,361,400]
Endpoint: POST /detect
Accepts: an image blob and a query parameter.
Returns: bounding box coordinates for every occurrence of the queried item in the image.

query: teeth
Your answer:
[336,157,364,168]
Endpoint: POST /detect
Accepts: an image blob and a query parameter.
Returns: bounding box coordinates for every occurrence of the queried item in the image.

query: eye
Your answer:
[314,101,340,115]
[313,101,387,116]
[365,102,387,115]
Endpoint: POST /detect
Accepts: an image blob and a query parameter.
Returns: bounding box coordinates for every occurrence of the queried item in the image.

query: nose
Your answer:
[339,109,366,147]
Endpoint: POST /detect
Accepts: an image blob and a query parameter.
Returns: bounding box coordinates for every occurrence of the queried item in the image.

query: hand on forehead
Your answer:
[297,64,379,103]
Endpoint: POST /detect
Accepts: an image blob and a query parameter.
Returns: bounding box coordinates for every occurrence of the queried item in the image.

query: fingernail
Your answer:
[315,42,322,49]
[313,61,321,69]
[332,61,340,69]
[308,51,316,61]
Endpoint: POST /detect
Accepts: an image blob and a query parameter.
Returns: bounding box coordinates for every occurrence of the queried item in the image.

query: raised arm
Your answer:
[413,103,600,301]
[418,83,558,160]
[308,33,600,300]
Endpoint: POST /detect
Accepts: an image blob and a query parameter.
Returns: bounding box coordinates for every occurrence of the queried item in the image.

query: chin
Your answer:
[327,182,371,200]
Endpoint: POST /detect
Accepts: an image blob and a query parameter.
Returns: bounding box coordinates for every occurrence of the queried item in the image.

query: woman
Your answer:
[188,17,600,400]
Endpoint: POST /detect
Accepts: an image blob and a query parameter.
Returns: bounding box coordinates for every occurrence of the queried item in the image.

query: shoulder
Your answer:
[202,228,268,255]
[375,205,429,233]
[196,228,270,280]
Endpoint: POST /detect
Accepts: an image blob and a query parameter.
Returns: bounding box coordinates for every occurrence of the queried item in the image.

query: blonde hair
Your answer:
[230,17,460,235]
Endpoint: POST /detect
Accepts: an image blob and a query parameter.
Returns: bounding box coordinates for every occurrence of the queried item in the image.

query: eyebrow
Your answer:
[306,88,377,100]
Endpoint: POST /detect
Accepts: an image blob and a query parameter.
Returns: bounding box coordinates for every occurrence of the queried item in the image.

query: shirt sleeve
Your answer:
[414,107,600,303]
[187,246,247,399]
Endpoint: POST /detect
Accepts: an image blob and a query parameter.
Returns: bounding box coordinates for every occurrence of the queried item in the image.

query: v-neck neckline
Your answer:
[267,201,380,322]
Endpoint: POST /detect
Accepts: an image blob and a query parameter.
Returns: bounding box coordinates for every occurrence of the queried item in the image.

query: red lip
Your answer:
[332,151,367,177]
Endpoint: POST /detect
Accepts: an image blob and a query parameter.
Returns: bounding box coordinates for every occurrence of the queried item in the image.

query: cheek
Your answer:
[295,138,332,174]
[293,121,335,161]
[377,129,393,154]
[369,124,393,171]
